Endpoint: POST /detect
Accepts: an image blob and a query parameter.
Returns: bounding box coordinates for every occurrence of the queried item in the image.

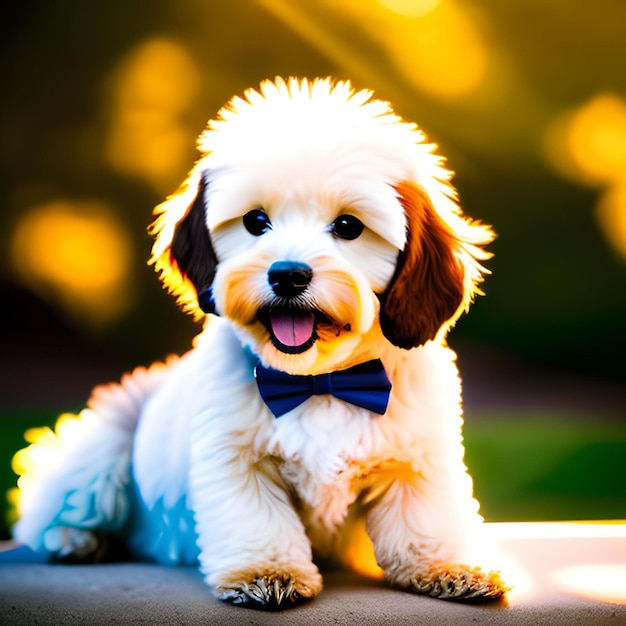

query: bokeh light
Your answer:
[10,200,133,328]
[545,94,626,187]
[544,93,626,259]
[596,182,626,259]
[104,38,201,194]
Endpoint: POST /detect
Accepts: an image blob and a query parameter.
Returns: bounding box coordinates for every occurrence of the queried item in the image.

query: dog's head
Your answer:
[150,78,493,374]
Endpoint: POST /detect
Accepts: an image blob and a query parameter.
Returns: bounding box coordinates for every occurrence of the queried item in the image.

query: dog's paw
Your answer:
[214,568,323,610]
[401,563,509,602]
[44,527,128,564]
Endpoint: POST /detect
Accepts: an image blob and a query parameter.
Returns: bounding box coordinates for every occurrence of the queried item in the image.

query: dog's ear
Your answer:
[379,181,493,349]
[149,170,218,318]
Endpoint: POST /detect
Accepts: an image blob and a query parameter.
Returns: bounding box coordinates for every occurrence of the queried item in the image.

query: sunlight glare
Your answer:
[488,521,626,540]
[337,0,486,99]
[387,2,486,99]
[343,517,385,579]
[260,0,486,100]
[553,564,626,604]
[377,0,441,18]
[488,522,626,604]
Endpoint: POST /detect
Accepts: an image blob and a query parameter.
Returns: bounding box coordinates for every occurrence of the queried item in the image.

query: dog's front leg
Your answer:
[366,463,508,601]
[190,441,322,609]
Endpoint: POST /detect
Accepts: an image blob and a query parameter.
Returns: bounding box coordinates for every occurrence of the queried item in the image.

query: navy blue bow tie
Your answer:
[255,359,392,418]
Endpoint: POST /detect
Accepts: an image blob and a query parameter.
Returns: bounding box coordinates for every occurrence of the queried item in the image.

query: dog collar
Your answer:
[255,359,392,418]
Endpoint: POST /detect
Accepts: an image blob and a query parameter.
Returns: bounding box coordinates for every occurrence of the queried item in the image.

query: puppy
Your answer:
[12,77,508,607]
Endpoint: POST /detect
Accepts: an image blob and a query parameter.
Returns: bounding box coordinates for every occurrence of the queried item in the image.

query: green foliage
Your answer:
[464,415,626,522]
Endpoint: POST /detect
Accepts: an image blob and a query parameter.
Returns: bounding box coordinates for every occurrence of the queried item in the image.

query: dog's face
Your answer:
[150,78,493,374]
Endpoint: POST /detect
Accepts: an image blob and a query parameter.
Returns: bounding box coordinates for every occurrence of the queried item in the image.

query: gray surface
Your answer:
[1,524,625,625]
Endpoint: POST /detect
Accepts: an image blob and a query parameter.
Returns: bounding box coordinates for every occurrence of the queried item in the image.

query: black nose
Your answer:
[268,261,313,299]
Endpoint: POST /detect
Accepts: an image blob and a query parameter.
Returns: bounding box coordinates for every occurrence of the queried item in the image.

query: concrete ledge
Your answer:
[1,523,625,625]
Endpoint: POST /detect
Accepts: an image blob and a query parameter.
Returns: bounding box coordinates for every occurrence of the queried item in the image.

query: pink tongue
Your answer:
[269,310,315,347]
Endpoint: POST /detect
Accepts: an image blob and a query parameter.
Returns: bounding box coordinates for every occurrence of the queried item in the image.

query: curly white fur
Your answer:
[13,77,508,607]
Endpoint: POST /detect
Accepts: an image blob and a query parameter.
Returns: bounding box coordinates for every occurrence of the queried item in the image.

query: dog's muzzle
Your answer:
[259,261,320,354]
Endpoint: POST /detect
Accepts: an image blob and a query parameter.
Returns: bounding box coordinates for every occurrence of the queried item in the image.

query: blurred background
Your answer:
[1,0,624,537]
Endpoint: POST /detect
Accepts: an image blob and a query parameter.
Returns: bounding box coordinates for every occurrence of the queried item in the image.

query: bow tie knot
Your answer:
[255,359,392,418]
[312,373,333,396]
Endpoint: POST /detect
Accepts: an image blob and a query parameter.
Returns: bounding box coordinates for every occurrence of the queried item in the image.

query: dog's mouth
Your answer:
[258,306,331,354]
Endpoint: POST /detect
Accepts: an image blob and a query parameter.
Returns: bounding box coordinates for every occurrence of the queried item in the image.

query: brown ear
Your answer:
[379,181,466,349]
[149,171,218,318]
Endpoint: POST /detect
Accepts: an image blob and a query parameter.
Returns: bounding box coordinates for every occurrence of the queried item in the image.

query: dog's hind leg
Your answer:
[11,360,174,561]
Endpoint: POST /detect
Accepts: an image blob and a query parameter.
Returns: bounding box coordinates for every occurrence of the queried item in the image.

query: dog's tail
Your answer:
[10,357,179,553]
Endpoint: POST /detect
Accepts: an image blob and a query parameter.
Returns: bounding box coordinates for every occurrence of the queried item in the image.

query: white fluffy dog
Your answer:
[13,77,508,607]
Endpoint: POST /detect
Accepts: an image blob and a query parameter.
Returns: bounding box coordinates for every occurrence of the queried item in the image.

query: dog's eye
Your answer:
[330,214,365,241]
[243,208,272,236]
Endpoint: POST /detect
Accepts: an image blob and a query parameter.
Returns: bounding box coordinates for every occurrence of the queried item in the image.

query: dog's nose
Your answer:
[268,261,313,298]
